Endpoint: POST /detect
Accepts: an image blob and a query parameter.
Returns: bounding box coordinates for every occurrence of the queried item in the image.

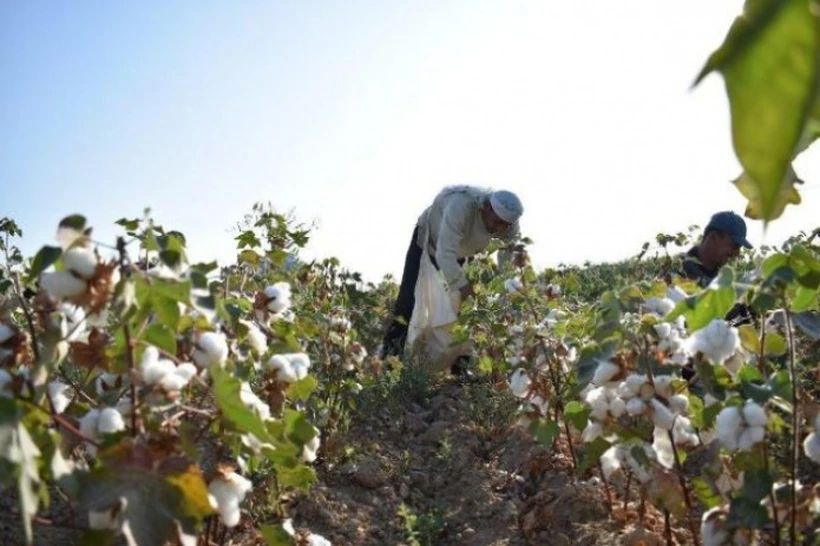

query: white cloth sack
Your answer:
[407,253,470,372]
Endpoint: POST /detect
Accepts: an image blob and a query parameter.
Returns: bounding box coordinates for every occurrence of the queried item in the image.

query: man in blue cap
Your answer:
[682,211,753,288]
[380,185,524,366]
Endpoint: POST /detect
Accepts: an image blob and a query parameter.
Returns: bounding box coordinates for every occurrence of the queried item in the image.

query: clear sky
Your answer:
[2,1,818,283]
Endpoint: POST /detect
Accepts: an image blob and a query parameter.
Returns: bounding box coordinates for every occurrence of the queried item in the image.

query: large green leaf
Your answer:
[696,0,820,223]
[0,419,41,545]
[28,246,62,282]
[210,366,273,443]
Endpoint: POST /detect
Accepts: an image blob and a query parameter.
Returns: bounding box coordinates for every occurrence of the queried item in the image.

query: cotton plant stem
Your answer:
[785,309,798,546]
[668,429,700,546]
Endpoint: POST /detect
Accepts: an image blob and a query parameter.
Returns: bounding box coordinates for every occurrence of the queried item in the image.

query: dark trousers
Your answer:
[381,226,424,358]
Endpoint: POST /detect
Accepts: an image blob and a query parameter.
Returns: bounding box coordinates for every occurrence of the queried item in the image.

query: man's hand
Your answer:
[459,283,475,300]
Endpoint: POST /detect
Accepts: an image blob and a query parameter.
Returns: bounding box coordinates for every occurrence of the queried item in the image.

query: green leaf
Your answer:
[151,293,181,331]
[692,476,723,509]
[563,401,591,432]
[152,279,191,304]
[239,249,260,266]
[210,366,273,443]
[284,409,317,445]
[159,250,182,269]
[287,375,318,401]
[696,0,819,222]
[579,437,612,474]
[58,214,87,232]
[276,463,316,490]
[144,323,177,355]
[115,218,141,232]
[737,324,760,353]
[235,230,262,249]
[762,253,789,278]
[763,332,787,355]
[528,419,560,448]
[0,419,42,545]
[28,246,62,282]
[742,468,774,503]
[261,524,292,546]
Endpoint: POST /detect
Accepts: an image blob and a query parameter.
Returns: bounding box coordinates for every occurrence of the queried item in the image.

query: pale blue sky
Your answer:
[2,1,818,282]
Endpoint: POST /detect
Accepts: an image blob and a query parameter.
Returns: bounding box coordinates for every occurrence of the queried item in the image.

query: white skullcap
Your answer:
[489,190,523,223]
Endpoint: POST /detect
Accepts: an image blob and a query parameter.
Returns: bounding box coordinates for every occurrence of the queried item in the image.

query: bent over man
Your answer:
[380,185,524,360]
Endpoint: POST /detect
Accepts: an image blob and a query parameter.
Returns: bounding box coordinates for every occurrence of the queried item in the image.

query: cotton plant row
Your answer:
[493,262,820,545]
[0,214,340,546]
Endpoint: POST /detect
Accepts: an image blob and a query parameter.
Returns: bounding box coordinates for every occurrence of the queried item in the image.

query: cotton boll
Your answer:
[509,369,531,398]
[803,432,820,463]
[264,283,292,314]
[669,394,689,415]
[618,374,647,399]
[609,396,626,418]
[505,278,523,294]
[652,375,674,399]
[41,271,87,299]
[582,422,603,442]
[741,401,768,428]
[651,399,676,430]
[644,297,675,317]
[715,407,742,450]
[62,246,98,280]
[600,447,622,480]
[98,408,126,435]
[48,382,72,414]
[592,360,620,386]
[239,382,271,420]
[653,427,676,469]
[160,372,189,392]
[268,355,298,383]
[585,387,610,420]
[193,332,228,368]
[654,323,672,339]
[687,319,740,364]
[175,363,198,382]
[306,534,332,546]
[241,321,267,354]
[288,353,311,380]
[737,425,765,451]
[301,427,321,463]
[626,397,646,416]
[58,304,87,341]
[141,347,174,385]
[701,507,730,546]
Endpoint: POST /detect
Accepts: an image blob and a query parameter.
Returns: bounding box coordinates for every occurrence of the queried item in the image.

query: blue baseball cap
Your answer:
[705,211,752,249]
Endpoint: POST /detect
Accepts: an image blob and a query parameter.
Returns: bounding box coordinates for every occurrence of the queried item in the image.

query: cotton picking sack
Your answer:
[406,252,470,372]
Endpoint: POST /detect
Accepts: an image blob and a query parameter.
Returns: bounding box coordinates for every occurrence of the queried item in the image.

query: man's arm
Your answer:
[435,197,471,291]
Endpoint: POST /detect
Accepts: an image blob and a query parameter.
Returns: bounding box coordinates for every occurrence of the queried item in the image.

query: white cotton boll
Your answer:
[701,507,730,546]
[264,282,292,313]
[79,409,101,439]
[268,355,298,383]
[672,416,700,446]
[239,382,271,420]
[803,433,820,463]
[509,369,531,398]
[193,332,228,368]
[653,427,675,469]
[98,408,126,435]
[667,285,688,304]
[741,401,768,428]
[208,480,242,528]
[140,347,171,385]
[307,534,332,546]
[58,304,87,341]
[654,323,672,339]
[688,319,740,364]
[48,382,72,414]
[738,425,765,452]
[619,374,648,398]
[600,447,622,480]
[582,422,603,442]
[302,428,321,463]
[95,372,126,395]
[651,399,676,430]
[242,321,267,354]
[626,397,646,416]
[504,278,523,294]
[652,375,674,399]
[704,393,720,408]
[160,372,189,392]
[175,362,198,382]
[592,360,620,386]
[644,297,675,317]
[527,395,548,417]
[585,387,610,420]
[62,246,98,280]
[282,519,296,536]
[41,271,87,299]
[669,394,690,415]
[609,396,626,418]
[715,406,742,450]
[288,353,311,380]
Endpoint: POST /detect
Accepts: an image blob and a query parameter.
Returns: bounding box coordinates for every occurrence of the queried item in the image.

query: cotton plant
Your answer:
[139,346,198,393]
[599,440,658,484]
[516,394,549,429]
[715,400,768,452]
[584,386,626,421]
[39,244,121,312]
